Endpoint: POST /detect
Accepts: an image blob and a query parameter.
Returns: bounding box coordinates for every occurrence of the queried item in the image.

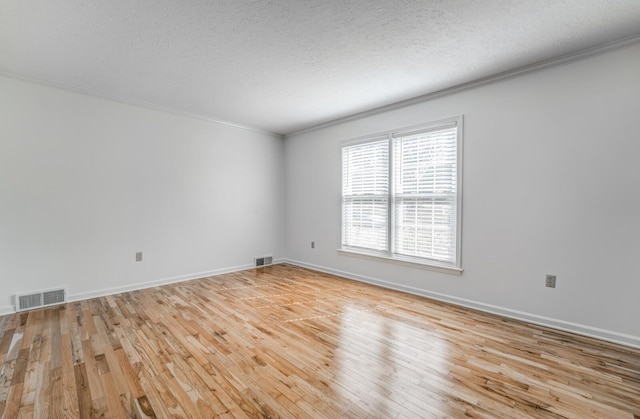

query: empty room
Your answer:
[1,1,640,417]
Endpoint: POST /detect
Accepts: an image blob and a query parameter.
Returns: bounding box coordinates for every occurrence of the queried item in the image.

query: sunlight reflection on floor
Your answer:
[335,303,452,417]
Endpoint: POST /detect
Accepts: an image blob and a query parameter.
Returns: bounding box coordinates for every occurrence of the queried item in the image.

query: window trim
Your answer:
[339,116,464,274]
[337,248,463,275]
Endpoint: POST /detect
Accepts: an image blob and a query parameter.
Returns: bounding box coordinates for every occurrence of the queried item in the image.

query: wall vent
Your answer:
[254,256,273,267]
[15,287,67,312]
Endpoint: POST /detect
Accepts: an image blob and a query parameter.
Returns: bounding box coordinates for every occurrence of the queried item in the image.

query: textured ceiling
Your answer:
[2,1,640,135]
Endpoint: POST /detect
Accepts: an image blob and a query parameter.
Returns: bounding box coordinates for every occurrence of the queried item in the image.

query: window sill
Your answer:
[337,249,463,276]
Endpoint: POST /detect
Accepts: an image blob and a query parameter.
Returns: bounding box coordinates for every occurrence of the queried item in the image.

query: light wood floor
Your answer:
[0,264,639,418]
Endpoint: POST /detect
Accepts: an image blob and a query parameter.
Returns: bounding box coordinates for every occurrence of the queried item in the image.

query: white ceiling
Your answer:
[2,1,640,135]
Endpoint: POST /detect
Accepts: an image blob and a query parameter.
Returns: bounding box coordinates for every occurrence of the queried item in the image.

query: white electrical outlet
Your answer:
[545,274,556,288]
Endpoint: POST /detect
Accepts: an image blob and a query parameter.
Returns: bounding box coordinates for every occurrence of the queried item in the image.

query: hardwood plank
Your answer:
[59,330,80,418]
[73,363,93,418]
[0,264,638,417]
[48,367,64,418]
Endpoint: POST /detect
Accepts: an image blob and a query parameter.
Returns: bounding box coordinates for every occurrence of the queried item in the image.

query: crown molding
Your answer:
[0,71,284,139]
[3,33,639,140]
[286,34,640,138]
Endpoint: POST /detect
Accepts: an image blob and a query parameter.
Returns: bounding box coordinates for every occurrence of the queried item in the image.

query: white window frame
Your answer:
[339,116,463,275]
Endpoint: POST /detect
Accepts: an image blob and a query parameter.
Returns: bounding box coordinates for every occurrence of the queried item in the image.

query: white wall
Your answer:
[284,44,640,347]
[0,76,285,313]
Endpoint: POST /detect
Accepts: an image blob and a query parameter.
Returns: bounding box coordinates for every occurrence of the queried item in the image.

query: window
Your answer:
[341,116,462,271]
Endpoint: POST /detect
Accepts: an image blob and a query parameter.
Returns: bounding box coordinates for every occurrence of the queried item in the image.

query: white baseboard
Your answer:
[70,259,285,302]
[68,263,251,302]
[0,259,286,317]
[0,305,14,317]
[284,259,640,349]
[4,258,637,349]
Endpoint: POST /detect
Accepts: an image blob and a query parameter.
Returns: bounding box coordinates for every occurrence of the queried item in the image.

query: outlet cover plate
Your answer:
[545,274,556,288]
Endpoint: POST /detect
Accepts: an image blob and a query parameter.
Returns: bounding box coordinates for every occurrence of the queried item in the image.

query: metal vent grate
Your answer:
[15,287,67,312]
[254,255,273,267]
[43,289,66,306]
[18,293,42,310]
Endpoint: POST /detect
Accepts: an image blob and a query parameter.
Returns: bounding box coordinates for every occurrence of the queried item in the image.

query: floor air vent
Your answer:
[254,256,273,267]
[15,287,67,312]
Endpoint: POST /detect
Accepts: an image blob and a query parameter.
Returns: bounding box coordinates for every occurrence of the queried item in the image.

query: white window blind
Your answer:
[393,126,458,263]
[341,117,462,269]
[341,139,389,251]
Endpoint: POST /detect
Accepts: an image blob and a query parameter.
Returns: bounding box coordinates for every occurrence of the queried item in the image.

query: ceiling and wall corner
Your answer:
[1,1,640,135]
